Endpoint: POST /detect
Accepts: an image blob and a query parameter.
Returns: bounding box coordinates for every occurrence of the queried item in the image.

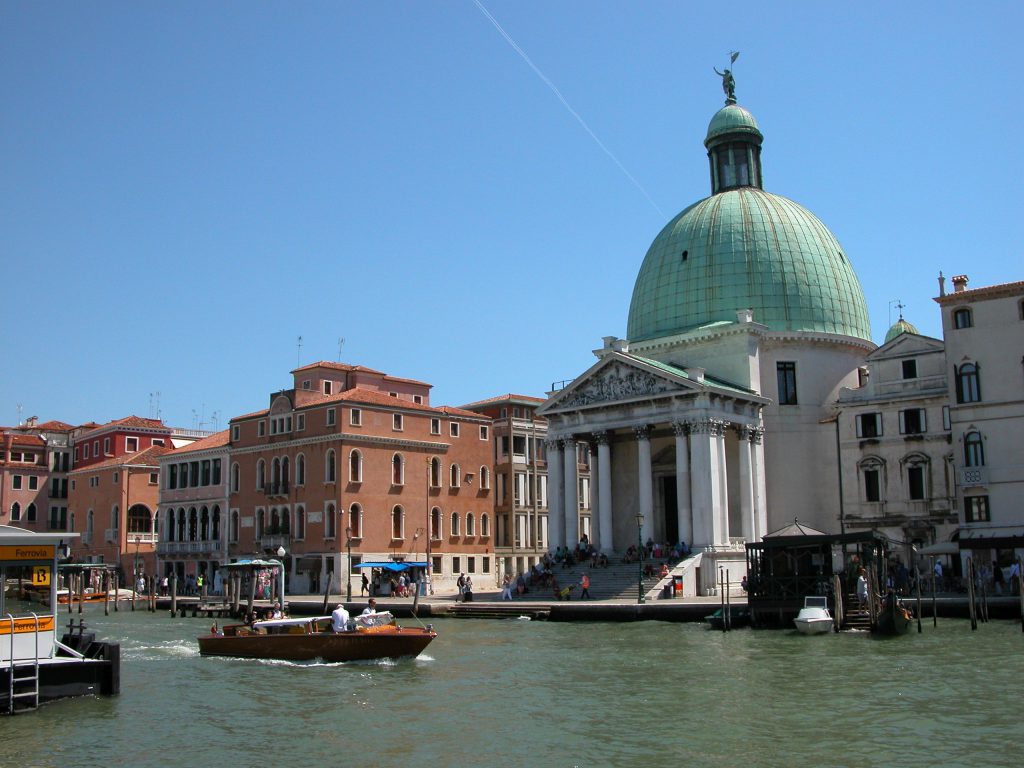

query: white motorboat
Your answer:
[793,596,834,635]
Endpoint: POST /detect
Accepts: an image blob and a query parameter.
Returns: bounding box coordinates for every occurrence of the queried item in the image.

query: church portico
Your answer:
[538,354,768,569]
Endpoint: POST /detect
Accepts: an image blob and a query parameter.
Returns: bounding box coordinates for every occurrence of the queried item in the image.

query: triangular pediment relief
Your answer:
[869,332,944,360]
[539,353,701,414]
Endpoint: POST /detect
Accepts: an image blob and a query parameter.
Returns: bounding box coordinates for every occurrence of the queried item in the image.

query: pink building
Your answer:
[227,362,495,596]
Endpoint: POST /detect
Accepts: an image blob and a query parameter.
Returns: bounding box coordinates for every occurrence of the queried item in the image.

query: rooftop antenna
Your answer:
[211,411,220,431]
[16,402,23,426]
[297,335,303,368]
[337,337,346,362]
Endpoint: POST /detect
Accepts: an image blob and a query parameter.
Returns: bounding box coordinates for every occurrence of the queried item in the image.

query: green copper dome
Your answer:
[627,99,871,343]
[884,317,919,343]
[705,104,762,144]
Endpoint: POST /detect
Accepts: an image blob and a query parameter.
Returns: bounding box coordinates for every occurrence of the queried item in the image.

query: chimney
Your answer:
[952,274,969,293]
[937,271,946,298]
[737,308,754,324]
[687,367,706,383]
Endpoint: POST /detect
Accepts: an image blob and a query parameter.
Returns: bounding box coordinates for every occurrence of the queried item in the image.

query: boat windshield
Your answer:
[804,596,828,609]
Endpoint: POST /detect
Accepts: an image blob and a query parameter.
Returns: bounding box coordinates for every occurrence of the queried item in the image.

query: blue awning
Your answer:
[357,561,428,572]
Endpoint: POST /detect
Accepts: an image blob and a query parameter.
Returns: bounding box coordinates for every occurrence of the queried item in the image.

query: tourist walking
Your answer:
[579,572,591,599]
[361,573,369,596]
[501,574,513,600]
[457,573,466,601]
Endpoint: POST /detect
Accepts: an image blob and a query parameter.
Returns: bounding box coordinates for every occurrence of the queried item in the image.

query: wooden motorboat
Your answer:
[704,607,751,630]
[793,596,834,635]
[874,592,913,636]
[197,612,436,662]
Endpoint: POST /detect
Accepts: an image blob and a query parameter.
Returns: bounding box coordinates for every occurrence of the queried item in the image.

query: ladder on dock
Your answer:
[5,613,41,714]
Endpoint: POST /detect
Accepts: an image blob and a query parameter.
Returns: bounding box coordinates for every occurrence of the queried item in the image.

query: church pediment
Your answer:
[868,332,944,360]
[540,354,701,413]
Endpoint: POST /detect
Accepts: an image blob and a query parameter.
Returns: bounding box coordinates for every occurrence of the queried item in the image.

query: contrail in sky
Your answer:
[471,0,665,218]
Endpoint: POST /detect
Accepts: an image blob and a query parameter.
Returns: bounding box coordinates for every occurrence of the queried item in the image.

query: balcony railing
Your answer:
[128,532,159,545]
[157,539,221,555]
[259,534,291,551]
[104,528,117,543]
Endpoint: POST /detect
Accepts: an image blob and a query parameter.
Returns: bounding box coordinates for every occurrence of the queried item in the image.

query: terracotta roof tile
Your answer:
[460,393,546,409]
[72,444,173,472]
[169,429,231,454]
[82,416,170,436]
[230,409,270,422]
[291,360,385,375]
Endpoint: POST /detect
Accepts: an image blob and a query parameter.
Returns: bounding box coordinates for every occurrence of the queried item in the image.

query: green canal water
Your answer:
[2,607,1022,768]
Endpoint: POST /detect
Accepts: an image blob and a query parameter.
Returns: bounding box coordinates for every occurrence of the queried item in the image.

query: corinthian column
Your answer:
[636,425,654,544]
[562,437,579,547]
[546,439,564,550]
[594,431,613,554]
[737,425,754,543]
[672,422,692,547]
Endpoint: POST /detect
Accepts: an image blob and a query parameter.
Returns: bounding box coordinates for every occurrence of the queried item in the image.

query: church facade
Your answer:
[539,83,876,591]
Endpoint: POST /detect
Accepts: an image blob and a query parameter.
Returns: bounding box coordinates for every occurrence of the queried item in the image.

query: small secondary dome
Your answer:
[884,317,919,343]
[706,104,762,144]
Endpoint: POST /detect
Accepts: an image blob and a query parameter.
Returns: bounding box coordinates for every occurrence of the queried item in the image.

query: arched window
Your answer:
[391,506,405,539]
[430,457,441,487]
[480,512,490,537]
[111,505,119,531]
[296,454,305,486]
[166,509,176,541]
[466,512,475,536]
[177,508,186,541]
[272,457,281,486]
[858,458,885,503]
[200,507,210,539]
[26,503,36,522]
[281,508,290,535]
[480,466,490,490]
[450,463,461,488]
[86,510,94,538]
[901,455,929,502]
[430,506,442,539]
[450,512,460,536]
[256,509,265,539]
[188,507,198,541]
[349,504,362,538]
[349,450,363,483]
[325,504,336,539]
[326,450,337,483]
[230,510,239,543]
[231,463,240,493]
[295,507,305,540]
[212,506,221,540]
[956,363,981,403]
[281,456,290,486]
[256,459,266,490]
[10,502,20,521]
[392,453,405,486]
[953,307,972,329]
[964,432,985,467]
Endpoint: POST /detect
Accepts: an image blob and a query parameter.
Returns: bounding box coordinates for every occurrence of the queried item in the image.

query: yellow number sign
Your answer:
[32,566,51,586]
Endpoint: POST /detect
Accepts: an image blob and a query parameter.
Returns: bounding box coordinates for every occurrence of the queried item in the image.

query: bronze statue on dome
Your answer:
[714,51,740,104]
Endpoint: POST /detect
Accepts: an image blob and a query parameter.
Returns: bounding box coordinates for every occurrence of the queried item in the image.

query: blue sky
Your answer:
[3,2,1021,431]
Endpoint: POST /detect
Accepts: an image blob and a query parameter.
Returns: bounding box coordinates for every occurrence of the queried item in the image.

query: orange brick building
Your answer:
[227,362,495,596]
[1,419,75,534]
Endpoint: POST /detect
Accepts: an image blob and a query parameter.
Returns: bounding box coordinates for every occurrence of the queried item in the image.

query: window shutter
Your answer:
[855,415,864,438]
[898,411,906,434]
[919,409,927,432]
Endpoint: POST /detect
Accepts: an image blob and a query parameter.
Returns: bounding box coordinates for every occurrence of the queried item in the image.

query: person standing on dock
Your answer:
[856,568,869,613]
[579,573,591,600]
[361,573,369,596]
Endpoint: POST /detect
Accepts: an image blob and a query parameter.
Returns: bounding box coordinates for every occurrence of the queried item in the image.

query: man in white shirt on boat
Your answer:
[361,598,377,617]
[332,602,351,632]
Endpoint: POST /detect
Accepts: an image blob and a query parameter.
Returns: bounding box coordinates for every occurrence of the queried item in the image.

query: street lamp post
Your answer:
[276,545,286,606]
[636,514,645,604]
[345,527,353,603]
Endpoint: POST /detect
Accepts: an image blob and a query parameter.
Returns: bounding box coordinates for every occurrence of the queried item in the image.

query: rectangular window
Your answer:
[232,425,240,441]
[500,407,507,418]
[202,460,212,486]
[28,476,38,490]
[899,408,926,435]
[153,439,164,446]
[83,444,90,459]
[864,469,880,502]
[393,414,404,431]
[483,556,490,574]
[258,421,266,437]
[350,409,362,426]
[12,476,22,490]
[964,496,990,522]
[113,472,119,484]
[907,466,925,500]
[297,414,305,431]
[942,405,951,431]
[93,440,99,456]
[452,556,461,575]
[413,395,423,404]
[302,379,311,390]
[149,472,158,485]
[213,459,221,485]
[776,362,798,405]
[103,437,111,454]
[430,418,440,435]
[480,425,489,441]
[856,413,882,438]
[169,465,178,489]
[324,381,333,396]
[326,409,336,427]
[468,556,476,574]
[902,359,918,379]
[450,422,460,437]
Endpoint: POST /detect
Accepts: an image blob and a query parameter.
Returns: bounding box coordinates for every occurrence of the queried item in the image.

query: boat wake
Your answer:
[125,639,200,661]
